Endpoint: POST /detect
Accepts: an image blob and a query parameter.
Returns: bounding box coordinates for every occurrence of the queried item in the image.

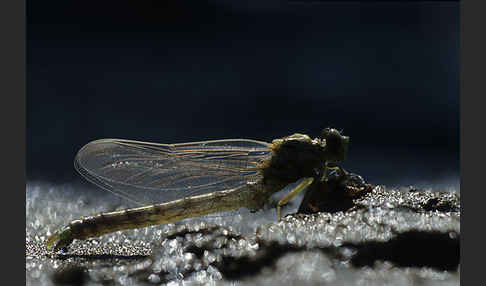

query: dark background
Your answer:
[27,1,459,188]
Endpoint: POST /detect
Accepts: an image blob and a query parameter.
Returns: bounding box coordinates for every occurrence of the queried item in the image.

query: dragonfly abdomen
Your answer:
[50,184,261,250]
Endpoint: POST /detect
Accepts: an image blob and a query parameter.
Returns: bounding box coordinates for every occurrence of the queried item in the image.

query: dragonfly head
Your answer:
[321,128,349,163]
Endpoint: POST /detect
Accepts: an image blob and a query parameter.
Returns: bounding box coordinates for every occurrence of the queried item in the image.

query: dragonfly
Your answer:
[46,128,350,251]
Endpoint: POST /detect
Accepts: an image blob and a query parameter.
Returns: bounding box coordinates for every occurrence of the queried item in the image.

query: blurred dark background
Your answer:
[27,1,459,188]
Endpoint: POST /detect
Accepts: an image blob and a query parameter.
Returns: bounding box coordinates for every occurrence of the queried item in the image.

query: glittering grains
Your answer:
[27,182,459,285]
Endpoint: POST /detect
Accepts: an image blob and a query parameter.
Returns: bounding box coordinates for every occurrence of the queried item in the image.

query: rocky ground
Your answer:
[26,173,460,285]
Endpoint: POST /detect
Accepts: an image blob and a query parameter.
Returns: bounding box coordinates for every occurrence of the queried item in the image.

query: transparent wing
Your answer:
[74,138,271,206]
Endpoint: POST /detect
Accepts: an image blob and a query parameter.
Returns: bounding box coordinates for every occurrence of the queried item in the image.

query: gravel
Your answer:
[26,174,460,286]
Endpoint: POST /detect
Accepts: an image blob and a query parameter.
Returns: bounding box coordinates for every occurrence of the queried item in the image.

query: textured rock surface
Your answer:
[26,177,460,286]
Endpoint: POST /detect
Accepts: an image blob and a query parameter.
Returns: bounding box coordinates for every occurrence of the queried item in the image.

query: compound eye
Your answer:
[321,128,342,140]
[321,128,331,140]
[327,131,341,147]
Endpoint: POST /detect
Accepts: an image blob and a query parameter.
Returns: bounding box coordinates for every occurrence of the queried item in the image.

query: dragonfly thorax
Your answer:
[258,133,327,184]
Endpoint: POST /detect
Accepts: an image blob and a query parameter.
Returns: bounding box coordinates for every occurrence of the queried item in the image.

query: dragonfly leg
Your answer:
[327,165,348,181]
[320,164,328,181]
[321,163,348,182]
[277,177,314,219]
